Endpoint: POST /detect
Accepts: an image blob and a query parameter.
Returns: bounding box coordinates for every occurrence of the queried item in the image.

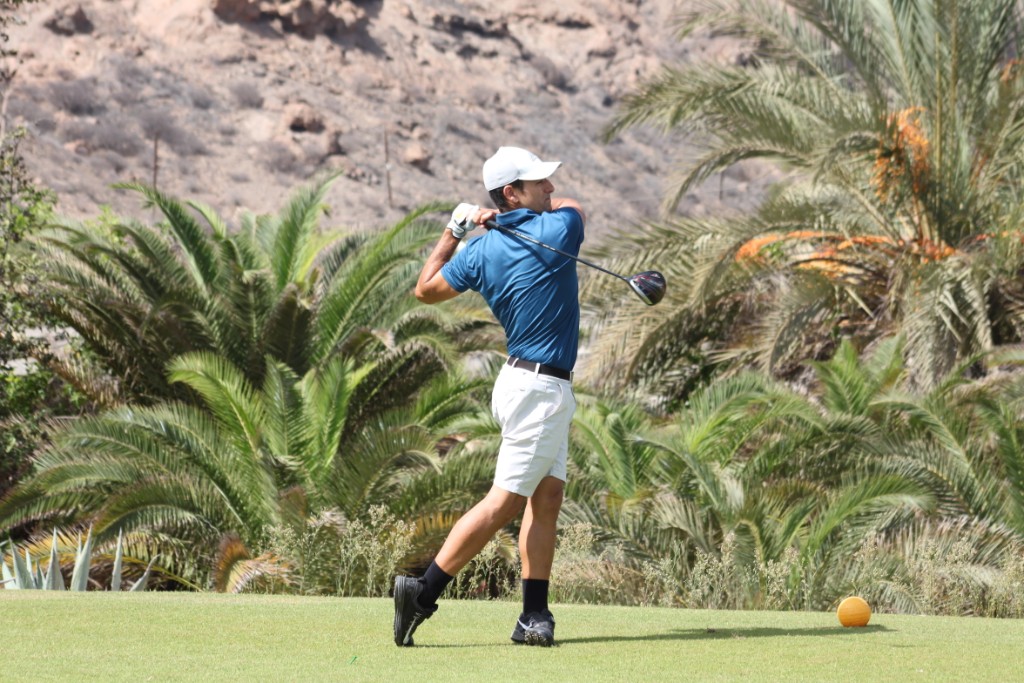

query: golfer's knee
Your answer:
[482,487,526,523]
[530,481,564,519]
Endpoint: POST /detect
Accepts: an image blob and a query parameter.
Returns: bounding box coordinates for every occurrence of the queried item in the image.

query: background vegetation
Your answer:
[4,0,1024,620]
[0,0,75,509]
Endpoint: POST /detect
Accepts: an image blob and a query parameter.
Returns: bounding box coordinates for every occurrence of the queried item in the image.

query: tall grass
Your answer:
[231,512,1024,618]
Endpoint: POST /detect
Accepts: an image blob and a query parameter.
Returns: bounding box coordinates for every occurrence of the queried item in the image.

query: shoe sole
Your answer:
[512,625,553,647]
[524,631,554,647]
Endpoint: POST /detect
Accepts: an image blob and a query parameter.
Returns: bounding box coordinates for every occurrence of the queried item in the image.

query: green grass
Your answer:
[3,592,1023,682]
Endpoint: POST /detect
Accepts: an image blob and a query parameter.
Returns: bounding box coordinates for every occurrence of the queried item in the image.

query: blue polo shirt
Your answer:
[441,207,584,371]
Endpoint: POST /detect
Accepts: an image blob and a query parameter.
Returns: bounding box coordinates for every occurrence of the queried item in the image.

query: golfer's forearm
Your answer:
[415,231,461,303]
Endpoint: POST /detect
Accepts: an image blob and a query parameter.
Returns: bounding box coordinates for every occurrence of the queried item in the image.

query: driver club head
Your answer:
[628,271,667,306]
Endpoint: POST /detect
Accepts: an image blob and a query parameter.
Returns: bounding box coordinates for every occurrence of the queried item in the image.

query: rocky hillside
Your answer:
[8,0,774,238]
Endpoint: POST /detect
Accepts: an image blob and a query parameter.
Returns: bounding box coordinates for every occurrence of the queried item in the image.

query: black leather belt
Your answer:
[506,356,572,381]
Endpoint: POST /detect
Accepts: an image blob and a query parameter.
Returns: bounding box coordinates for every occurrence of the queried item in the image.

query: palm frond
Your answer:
[112,183,221,290]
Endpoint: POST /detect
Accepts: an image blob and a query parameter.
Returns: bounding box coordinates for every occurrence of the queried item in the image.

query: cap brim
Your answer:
[518,160,561,181]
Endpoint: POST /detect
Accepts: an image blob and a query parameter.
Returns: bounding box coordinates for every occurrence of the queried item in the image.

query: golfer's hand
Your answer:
[476,207,498,226]
[447,203,479,239]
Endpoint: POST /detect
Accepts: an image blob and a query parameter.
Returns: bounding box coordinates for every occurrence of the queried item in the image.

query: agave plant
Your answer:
[1,528,155,591]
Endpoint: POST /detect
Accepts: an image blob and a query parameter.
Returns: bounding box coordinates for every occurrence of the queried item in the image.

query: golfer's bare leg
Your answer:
[519,476,564,579]
[435,485,526,575]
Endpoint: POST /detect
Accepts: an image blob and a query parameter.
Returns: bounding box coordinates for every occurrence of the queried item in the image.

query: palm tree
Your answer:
[33,176,489,406]
[564,341,962,610]
[567,336,1024,611]
[872,354,1024,537]
[560,394,669,561]
[0,351,495,587]
[9,179,505,586]
[595,0,1024,402]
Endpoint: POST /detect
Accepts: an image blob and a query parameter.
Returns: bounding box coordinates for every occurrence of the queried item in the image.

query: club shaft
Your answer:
[484,220,629,282]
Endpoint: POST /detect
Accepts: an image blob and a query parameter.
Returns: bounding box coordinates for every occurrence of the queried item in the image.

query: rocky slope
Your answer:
[8,0,773,238]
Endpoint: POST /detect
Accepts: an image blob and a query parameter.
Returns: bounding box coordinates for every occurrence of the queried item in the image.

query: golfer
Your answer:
[393,146,586,648]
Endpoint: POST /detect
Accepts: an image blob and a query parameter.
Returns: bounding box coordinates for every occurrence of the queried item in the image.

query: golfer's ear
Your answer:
[502,185,517,208]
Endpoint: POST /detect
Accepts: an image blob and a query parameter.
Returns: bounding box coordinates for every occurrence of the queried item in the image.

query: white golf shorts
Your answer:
[491,362,576,497]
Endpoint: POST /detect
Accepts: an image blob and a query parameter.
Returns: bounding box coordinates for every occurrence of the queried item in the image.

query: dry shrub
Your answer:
[446,537,519,601]
[49,79,104,116]
[550,522,682,607]
[261,506,413,597]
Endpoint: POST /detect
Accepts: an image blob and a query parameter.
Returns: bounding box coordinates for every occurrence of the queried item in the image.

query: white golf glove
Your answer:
[447,203,479,239]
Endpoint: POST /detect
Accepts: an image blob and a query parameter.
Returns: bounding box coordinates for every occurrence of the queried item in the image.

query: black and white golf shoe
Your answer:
[393,575,437,647]
[511,610,556,647]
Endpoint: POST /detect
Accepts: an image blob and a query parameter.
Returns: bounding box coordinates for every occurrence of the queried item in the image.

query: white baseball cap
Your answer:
[482,146,562,191]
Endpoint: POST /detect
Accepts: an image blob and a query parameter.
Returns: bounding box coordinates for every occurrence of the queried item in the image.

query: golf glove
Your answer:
[447,203,479,239]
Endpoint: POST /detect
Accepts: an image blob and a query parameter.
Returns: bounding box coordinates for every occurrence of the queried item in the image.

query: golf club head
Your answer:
[628,271,667,306]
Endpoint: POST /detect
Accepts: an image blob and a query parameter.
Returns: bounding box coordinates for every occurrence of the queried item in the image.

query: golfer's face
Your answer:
[515,178,554,214]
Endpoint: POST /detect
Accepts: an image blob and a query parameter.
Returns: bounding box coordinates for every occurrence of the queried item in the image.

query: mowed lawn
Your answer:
[3,592,1023,682]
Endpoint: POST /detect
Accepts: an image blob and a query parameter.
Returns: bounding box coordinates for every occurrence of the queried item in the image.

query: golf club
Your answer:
[483,219,666,305]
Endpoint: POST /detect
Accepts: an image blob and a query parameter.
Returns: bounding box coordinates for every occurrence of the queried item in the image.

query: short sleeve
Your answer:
[440,242,476,293]
[547,207,584,253]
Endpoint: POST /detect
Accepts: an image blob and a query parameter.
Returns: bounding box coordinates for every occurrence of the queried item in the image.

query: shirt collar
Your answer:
[496,208,538,227]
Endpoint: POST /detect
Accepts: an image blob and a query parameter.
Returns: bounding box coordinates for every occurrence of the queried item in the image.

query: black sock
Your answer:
[417,561,454,608]
[522,578,549,615]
